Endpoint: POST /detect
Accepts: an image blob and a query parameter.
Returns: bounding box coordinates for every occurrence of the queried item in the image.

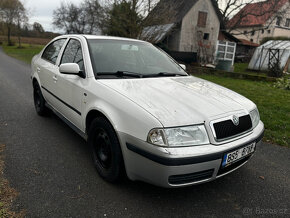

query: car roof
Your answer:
[60,34,147,43]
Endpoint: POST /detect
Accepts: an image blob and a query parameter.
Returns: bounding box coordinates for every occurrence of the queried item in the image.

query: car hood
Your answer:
[99,76,255,127]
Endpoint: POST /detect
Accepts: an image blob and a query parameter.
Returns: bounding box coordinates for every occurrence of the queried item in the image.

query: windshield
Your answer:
[87,39,188,78]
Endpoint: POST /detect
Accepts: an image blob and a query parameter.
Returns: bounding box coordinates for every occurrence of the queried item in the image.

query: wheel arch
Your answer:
[85,109,114,134]
[32,77,38,87]
[32,75,41,88]
[85,109,127,176]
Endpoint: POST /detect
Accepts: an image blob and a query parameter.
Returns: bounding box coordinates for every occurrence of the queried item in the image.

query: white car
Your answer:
[31,35,264,187]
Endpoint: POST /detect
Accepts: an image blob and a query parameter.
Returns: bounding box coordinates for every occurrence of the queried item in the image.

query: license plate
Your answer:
[222,143,256,168]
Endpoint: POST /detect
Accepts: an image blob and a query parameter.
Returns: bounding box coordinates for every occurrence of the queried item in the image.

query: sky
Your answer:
[25,0,82,32]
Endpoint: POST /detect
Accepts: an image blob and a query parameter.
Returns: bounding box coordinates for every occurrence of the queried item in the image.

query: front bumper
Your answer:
[118,121,264,188]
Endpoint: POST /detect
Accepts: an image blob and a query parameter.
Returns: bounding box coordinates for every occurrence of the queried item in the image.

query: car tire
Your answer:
[33,82,49,116]
[88,117,124,182]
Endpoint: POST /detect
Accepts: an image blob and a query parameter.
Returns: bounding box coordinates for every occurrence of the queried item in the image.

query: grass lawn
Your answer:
[234,63,268,77]
[196,74,290,147]
[2,43,44,64]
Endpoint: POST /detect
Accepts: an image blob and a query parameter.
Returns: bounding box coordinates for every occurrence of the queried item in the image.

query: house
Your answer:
[227,0,290,44]
[140,0,223,63]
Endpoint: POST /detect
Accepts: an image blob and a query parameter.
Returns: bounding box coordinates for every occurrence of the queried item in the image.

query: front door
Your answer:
[55,38,87,131]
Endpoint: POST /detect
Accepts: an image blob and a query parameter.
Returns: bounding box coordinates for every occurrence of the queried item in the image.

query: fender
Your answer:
[83,81,163,141]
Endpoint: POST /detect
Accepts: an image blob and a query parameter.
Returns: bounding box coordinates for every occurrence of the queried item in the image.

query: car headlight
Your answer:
[147,125,209,147]
[249,108,260,128]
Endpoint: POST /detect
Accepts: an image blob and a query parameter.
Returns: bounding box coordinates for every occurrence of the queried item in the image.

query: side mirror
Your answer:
[59,63,85,78]
[179,64,186,71]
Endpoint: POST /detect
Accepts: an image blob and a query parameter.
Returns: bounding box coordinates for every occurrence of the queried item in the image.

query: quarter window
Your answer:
[61,39,84,72]
[42,39,66,64]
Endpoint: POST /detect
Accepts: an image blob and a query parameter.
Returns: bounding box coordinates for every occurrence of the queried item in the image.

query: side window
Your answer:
[61,39,84,72]
[42,39,66,64]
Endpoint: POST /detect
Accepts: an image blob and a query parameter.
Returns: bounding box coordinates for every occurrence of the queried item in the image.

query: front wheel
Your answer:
[33,82,49,116]
[88,117,124,182]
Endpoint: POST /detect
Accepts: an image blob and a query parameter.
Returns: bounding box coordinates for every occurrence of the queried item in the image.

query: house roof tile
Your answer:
[227,0,289,28]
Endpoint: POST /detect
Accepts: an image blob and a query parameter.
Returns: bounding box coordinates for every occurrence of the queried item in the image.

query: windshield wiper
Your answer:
[143,72,187,78]
[97,71,142,78]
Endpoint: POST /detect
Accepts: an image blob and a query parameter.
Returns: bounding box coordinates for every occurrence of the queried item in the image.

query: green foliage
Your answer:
[260,36,290,45]
[102,1,143,38]
[196,74,290,147]
[274,77,290,90]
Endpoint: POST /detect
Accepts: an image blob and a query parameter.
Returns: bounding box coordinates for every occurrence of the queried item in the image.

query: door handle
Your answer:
[53,75,58,82]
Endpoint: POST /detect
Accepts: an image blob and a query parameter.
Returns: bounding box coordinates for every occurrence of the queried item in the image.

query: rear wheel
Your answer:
[33,82,49,116]
[88,117,124,182]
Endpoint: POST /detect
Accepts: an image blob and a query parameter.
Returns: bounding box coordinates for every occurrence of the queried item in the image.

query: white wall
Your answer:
[179,0,220,53]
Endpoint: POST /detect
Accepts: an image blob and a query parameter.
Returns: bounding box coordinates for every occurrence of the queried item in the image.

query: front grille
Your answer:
[168,169,214,185]
[213,115,252,140]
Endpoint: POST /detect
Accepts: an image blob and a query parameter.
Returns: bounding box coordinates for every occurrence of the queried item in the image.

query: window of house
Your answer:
[276,16,282,26]
[250,39,253,42]
[251,30,255,36]
[197,11,207,27]
[243,30,247,35]
[268,29,271,34]
[286,18,290,27]
[203,33,209,40]
[261,29,264,34]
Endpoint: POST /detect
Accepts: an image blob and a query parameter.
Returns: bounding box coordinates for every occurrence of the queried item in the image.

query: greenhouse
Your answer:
[248,40,290,73]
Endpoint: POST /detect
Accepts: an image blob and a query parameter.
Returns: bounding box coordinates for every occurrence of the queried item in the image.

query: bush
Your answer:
[274,77,290,90]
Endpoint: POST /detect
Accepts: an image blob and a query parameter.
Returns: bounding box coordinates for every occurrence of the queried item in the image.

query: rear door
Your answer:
[37,38,67,107]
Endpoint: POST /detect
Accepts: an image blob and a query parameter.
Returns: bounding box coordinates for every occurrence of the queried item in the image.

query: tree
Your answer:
[102,1,143,38]
[33,22,44,33]
[16,2,28,47]
[101,0,159,38]
[52,0,103,34]
[215,0,256,25]
[0,0,27,46]
[215,0,290,33]
[84,0,104,34]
